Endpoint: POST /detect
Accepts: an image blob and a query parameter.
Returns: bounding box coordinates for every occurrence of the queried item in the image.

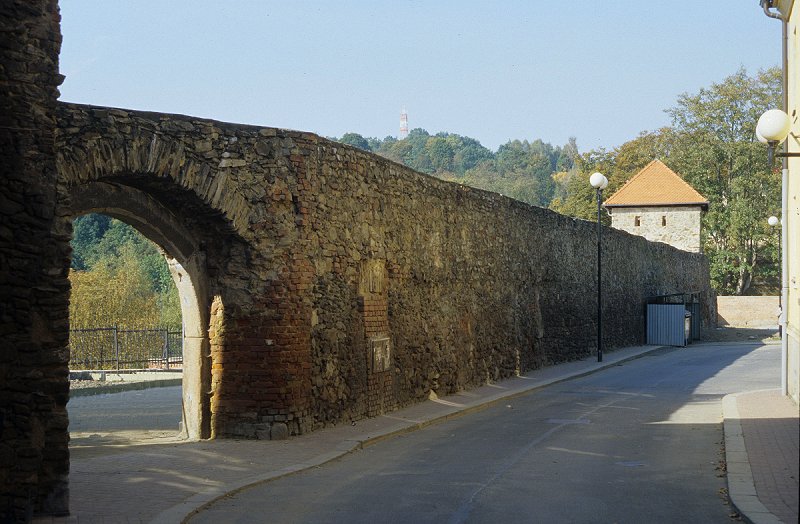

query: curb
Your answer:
[722,392,783,524]
[146,344,668,524]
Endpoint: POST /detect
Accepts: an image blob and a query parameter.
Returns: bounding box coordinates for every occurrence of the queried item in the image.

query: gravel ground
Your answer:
[700,326,780,343]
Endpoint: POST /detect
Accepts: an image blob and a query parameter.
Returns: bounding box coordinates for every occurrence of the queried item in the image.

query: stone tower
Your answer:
[604,160,709,253]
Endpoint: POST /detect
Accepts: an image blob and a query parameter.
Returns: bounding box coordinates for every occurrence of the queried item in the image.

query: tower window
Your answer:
[634,216,641,227]
[661,216,667,227]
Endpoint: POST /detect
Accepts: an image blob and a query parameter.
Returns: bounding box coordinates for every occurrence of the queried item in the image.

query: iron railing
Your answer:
[69,326,182,371]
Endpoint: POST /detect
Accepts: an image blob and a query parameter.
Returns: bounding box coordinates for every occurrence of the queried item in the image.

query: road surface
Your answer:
[68,384,183,450]
[191,342,779,524]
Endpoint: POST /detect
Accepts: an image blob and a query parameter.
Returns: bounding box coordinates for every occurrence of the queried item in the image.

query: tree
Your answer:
[70,214,182,326]
[71,213,112,270]
[338,133,371,151]
[556,136,579,171]
[69,245,162,328]
[426,136,455,173]
[451,137,493,174]
[550,129,680,221]
[666,67,781,294]
[550,148,617,222]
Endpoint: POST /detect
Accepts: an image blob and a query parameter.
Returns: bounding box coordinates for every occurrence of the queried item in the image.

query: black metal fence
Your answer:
[69,326,183,371]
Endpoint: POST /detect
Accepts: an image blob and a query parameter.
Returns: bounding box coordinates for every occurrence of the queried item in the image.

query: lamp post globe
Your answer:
[768,215,779,227]
[756,109,791,144]
[589,172,609,190]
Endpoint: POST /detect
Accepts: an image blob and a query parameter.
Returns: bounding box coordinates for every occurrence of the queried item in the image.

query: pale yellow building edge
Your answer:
[783,0,799,403]
[764,0,799,403]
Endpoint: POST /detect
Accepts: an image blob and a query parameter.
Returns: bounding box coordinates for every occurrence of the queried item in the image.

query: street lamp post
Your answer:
[589,172,609,363]
[757,108,793,396]
[768,215,782,337]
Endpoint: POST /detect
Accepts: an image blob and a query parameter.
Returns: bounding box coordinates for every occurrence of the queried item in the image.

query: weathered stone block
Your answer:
[270,423,289,440]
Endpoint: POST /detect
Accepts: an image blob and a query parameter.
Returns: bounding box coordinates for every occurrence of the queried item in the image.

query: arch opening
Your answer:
[67,181,214,440]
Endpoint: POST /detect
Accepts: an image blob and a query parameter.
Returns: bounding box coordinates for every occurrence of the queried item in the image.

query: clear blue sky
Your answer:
[58,1,781,153]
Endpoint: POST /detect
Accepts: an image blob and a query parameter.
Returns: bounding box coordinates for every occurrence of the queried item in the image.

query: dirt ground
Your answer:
[698,325,780,343]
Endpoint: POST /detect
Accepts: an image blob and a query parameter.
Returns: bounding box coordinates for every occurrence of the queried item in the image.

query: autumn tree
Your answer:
[69,214,181,327]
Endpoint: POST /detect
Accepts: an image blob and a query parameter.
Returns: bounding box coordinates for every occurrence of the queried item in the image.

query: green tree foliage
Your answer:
[333,130,562,208]
[550,148,616,222]
[70,213,112,270]
[70,214,181,327]
[666,67,782,295]
[338,132,371,151]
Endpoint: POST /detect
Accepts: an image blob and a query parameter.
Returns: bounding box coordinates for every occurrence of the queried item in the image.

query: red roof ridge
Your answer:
[603,159,708,209]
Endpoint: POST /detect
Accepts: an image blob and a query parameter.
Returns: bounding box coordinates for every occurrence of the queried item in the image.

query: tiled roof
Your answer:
[603,159,708,209]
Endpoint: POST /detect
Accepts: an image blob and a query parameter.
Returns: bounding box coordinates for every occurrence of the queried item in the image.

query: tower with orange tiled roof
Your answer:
[604,159,709,253]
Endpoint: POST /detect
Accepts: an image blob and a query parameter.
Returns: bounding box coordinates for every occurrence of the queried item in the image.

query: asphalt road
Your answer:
[68,385,184,449]
[191,343,779,524]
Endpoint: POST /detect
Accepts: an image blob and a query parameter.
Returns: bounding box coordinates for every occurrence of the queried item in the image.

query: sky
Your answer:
[58,1,782,153]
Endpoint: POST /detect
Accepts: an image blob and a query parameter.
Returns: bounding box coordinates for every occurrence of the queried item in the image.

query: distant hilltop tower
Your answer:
[399,108,408,139]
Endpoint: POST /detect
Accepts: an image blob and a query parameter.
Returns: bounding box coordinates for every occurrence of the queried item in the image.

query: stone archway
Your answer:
[55,101,317,442]
[68,181,211,439]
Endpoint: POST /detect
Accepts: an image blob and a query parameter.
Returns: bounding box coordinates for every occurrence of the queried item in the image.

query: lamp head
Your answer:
[768,215,779,227]
[756,109,791,144]
[589,172,608,190]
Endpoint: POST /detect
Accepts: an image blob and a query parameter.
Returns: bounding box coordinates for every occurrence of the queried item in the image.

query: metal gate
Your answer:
[646,293,701,347]
[647,304,688,346]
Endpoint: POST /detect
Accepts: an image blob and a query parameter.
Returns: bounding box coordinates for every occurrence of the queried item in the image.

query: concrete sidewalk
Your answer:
[69,371,183,397]
[723,389,799,524]
[32,342,797,524]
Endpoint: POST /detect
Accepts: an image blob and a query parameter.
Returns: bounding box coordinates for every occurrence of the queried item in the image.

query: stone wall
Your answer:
[717,296,780,328]
[610,206,703,253]
[55,103,716,441]
[0,0,70,520]
[303,144,715,428]
[0,1,716,517]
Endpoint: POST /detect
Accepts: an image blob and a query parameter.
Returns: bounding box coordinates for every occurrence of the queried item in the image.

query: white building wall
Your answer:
[784,0,799,403]
[609,206,703,253]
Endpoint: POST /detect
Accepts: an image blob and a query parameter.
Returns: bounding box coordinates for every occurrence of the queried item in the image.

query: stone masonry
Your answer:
[611,206,704,253]
[55,102,716,440]
[1,1,716,518]
[1,0,71,520]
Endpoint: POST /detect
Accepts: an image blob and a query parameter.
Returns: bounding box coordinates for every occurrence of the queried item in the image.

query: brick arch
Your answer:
[54,101,261,440]
[53,102,257,442]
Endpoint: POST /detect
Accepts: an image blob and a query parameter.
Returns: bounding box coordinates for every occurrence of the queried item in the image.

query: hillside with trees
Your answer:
[333,67,781,295]
[337,129,578,208]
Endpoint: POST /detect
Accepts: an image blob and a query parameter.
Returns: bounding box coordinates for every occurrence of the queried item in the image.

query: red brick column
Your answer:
[359,261,395,417]
[209,256,314,438]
